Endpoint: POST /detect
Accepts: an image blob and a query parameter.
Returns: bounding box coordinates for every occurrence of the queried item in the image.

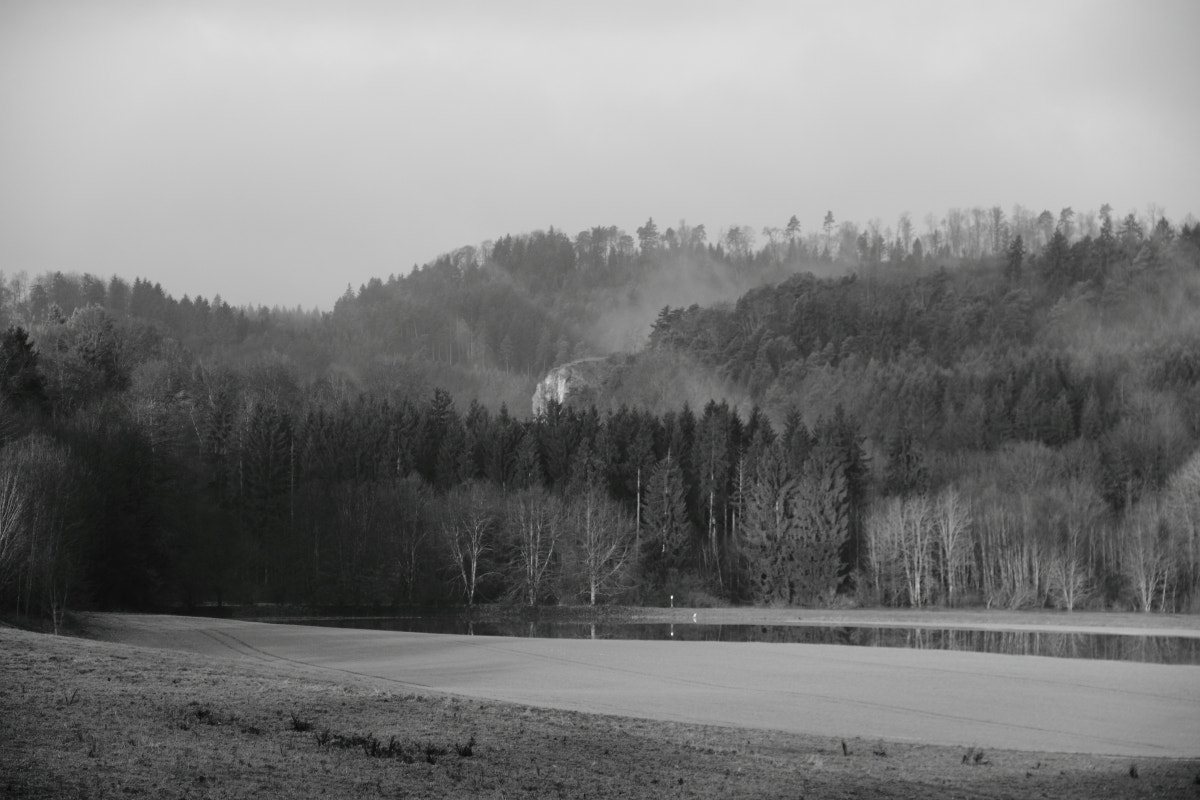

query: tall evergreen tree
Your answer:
[640,452,692,591]
[512,430,544,490]
[693,401,732,584]
[790,437,852,604]
[0,326,46,414]
[1005,234,1025,282]
[741,442,798,604]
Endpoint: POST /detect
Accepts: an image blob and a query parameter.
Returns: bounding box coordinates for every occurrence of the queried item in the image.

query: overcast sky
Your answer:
[2,1,1197,310]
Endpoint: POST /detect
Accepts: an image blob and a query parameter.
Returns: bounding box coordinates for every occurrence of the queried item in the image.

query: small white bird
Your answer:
[692,612,697,623]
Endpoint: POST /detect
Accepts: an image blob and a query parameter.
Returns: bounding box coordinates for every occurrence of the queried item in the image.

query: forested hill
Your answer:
[0,220,804,414]
[2,206,1200,622]
[649,214,1200,461]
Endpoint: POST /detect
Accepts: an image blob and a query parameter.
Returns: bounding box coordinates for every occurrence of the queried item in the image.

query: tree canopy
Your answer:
[3,204,1200,620]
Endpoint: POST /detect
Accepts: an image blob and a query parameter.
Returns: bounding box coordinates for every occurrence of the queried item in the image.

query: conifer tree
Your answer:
[694,401,732,583]
[1005,234,1025,282]
[791,439,851,604]
[512,430,544,490]
[640,452,691,589]
[741,443,798,604]
[434,421,473,491]
[239,400,294,593]
[0,326,46,413]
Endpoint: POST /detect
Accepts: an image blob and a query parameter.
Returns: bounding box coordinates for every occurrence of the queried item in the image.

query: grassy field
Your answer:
[3,619,1198,799]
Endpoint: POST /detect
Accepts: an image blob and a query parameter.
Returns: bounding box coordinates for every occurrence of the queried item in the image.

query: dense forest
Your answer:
[3,204,1200,627]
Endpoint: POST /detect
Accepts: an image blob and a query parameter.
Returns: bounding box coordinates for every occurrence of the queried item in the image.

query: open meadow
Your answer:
[3,610,1199,798]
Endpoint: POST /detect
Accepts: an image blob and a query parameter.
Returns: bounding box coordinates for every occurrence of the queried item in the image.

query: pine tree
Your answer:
[741,443,798,604]
[482,406,520,488]
[512,430,544,489]
[434,421,473,491]
[1041,230,1071,291]
[640,452,692,589]
[790,440,851,605]
[1005,235,1025,282]
[693,401,731,584]
[884,427,927,496]
[539,400,579,490]
[417,389,456,484]
[0,326,46,413]
[238,401,294,594]
[1096,205,1116,281]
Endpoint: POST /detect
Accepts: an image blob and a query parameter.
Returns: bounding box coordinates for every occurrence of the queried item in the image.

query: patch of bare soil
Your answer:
[2,625,1196,799]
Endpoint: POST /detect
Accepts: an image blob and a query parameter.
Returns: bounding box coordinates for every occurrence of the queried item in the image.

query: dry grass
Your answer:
[1,624,1197,799]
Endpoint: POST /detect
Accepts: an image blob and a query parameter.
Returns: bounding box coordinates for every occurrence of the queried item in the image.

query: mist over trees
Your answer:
[3,203,1200,621]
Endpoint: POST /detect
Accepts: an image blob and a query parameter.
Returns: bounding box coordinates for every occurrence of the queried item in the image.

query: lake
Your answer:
[261,615,1200,665]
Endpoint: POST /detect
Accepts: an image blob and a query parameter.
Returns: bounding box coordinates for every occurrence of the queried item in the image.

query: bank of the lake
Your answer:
[236,603,1200,637]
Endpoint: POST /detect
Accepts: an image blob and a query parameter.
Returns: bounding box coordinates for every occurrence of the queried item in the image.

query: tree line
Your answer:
[646,211,1200,613]
[0,332,871,619]
[2,205,1199,625]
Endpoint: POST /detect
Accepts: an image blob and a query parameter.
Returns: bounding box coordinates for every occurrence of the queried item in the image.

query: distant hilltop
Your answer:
[532,357,614,416]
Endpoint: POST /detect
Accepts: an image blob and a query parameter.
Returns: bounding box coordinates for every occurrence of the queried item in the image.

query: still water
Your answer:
[266,616,1200,666]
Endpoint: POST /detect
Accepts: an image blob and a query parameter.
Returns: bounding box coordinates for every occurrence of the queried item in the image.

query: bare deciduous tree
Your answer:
[0,471,27,601]
[1,435,81,631]
[442,483,498,606]
[1123,501,1172,613]
[1046,480,1101,611]
[932,487,970,607]
[1163,451,1200,609]
[974,487,1037,610]
[382,476,431,604]
[865,496,904,605]
[571,486,633,606]
[899,493,932,608]
[507,487,563,606]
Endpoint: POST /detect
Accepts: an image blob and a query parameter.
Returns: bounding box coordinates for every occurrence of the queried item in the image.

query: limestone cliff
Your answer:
[531,357,614,416]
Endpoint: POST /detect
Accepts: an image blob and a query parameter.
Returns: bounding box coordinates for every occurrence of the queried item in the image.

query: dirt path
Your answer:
[81,613,1200,759]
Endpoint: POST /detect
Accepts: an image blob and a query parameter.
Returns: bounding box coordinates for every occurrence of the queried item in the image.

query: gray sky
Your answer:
[2,0,1197,311]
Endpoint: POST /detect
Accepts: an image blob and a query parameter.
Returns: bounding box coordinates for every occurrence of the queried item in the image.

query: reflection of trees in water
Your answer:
[1063,632,1087,660]
[691,624,1200,664]
[274,617,1200,664]
[905,627,928,650]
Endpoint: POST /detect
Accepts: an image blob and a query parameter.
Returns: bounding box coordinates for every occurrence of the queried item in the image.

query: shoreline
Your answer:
[223,603,1200,638]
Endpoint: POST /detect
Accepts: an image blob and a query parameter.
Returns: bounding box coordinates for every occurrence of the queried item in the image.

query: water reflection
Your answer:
[266,616,1200,665]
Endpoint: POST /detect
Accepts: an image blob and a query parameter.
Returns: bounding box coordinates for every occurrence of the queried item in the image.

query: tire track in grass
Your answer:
[197,627,286,664]
[200,625,440,694]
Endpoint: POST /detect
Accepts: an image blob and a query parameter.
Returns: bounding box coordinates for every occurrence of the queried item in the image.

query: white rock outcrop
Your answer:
[532,357,611,416]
